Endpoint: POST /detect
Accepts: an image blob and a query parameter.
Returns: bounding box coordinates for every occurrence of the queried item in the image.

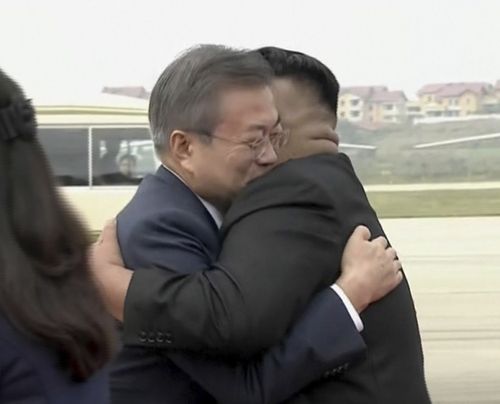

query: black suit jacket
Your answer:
[226,152,430,404]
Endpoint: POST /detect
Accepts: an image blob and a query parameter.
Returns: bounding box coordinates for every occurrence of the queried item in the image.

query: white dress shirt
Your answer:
[162,164,363,332]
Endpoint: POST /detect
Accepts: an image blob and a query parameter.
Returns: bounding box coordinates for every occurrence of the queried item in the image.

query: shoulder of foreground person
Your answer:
[0,318,46,402]
[0,315,110,404]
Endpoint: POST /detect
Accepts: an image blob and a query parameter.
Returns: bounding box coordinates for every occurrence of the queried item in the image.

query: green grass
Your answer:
[367,189,500,218]
[89,189,500,241]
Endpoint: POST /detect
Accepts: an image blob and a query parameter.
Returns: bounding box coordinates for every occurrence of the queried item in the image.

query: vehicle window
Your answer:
[91,127,157,186]
[38,128,89,186]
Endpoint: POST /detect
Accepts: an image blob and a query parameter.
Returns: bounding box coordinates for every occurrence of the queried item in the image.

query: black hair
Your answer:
[257,46,340,114]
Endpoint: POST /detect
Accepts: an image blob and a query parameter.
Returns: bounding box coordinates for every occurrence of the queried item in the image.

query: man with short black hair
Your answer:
[244,46,431,403]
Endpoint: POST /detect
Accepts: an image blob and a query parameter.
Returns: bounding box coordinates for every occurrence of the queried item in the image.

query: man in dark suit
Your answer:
[170,47,430,403]
[252,47,430,403]
[97,45,404,403]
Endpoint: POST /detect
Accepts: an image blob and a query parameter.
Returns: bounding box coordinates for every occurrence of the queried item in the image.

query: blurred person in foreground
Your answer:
[0,69,116,404]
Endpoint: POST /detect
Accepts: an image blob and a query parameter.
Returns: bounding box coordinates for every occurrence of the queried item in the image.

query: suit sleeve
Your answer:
[122,210,250,353]
[215,185,345,355]
[169,289,365,404]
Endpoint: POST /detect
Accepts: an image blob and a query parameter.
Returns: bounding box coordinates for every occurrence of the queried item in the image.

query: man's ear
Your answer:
[169,130,196,174]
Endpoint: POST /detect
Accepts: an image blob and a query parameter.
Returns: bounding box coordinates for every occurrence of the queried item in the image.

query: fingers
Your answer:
[352,225,371,241]
[90,218,124,269]
[393,259,402,272]
[104,218,117,234]
[395,269,404,285]
[96,229,105,245]
[98,218,117,244]
[372,236,388,249]
[386,247,397,260]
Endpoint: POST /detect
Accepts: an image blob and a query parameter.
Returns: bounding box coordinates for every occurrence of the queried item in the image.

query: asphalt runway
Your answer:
[381,217,500,404]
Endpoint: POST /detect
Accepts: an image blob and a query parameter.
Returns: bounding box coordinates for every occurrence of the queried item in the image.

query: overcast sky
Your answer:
[2,0,499,103]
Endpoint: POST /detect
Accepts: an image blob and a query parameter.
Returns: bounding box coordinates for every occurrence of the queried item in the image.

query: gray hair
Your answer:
[149,44,273,153]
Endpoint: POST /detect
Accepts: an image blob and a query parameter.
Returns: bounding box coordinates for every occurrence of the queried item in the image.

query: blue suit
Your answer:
[112,166,365,403]
[0,313,110,404]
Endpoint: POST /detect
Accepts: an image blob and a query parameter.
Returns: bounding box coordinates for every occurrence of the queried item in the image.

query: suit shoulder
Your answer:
[119,172,215,234]
[119,204,212,248]
[117,187,219,270]
[286,152,354,176]
[240,158,332,204]
[224,155,339,228]
[247,153,353,193]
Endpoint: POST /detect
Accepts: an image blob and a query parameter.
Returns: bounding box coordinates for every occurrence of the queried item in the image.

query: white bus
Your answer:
[37,106,378,232]
[37,106,157,231]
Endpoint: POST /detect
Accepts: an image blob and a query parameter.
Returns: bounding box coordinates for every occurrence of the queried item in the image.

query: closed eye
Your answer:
[247,137,266,150]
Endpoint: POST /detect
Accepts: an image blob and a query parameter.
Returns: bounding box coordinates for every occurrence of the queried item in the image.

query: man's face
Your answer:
[271,78,339,163]
[119,157,136,177]
[186,85,280,210]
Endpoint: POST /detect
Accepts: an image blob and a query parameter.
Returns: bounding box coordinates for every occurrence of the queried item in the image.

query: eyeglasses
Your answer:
[188,128,290,159]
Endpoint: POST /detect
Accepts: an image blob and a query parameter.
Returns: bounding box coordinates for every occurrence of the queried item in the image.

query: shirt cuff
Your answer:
[331,283,364,332]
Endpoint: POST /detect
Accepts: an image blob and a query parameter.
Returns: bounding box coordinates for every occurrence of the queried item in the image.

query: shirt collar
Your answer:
[162,164,223,229]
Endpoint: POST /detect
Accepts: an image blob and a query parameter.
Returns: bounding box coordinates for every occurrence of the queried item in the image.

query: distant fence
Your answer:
[414,114,500,125]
